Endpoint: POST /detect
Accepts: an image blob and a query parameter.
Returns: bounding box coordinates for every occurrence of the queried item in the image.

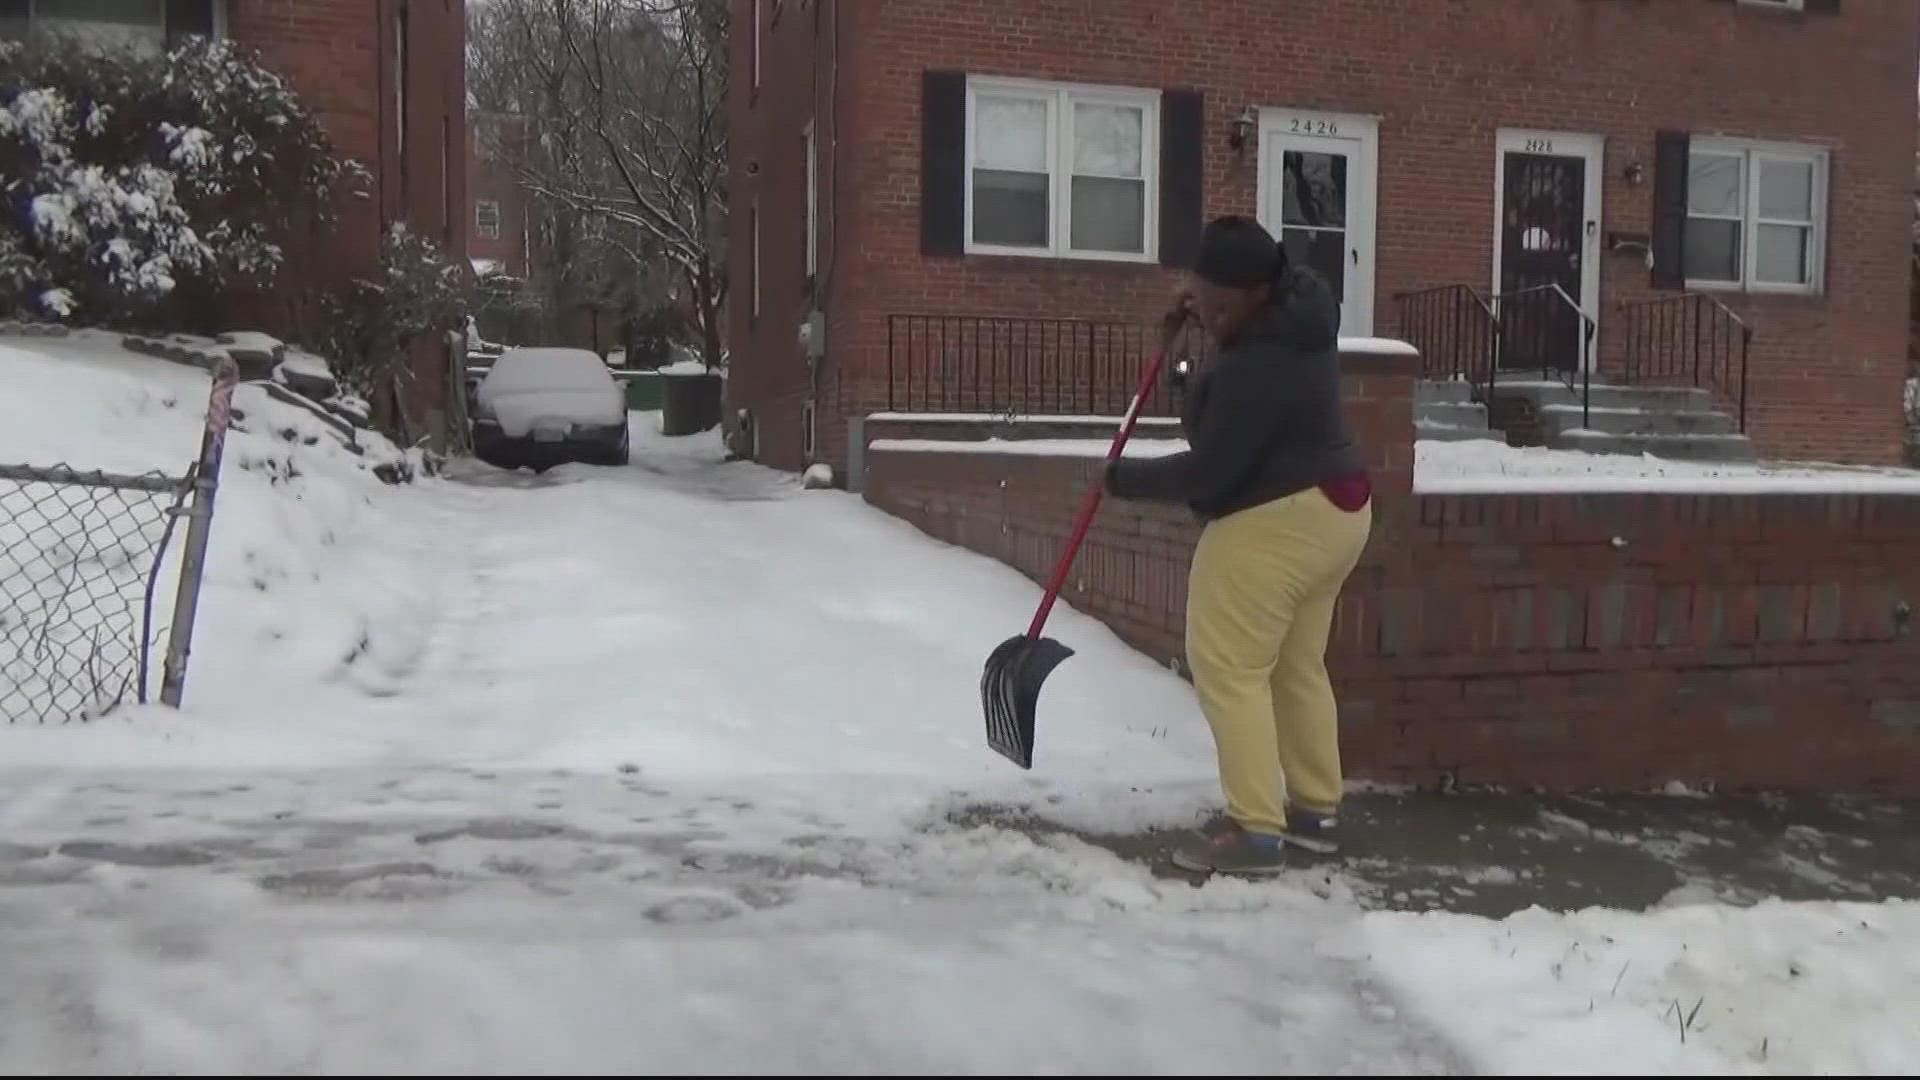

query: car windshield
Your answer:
[483,348,611,394]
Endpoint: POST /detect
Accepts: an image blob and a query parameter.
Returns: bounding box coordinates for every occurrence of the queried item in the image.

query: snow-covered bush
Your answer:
[0,37,363,324]
[306,224,467,399]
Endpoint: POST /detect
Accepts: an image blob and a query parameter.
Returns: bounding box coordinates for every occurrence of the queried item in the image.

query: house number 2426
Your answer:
[1289,118,1340,136]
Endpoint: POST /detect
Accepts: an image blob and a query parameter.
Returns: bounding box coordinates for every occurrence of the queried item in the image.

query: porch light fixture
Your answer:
[1228,107,1257,153]
[1623,160,1646,186]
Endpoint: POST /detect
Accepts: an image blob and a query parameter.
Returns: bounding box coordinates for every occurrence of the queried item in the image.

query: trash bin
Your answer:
[660,370,723,436]
[620,371,664,412]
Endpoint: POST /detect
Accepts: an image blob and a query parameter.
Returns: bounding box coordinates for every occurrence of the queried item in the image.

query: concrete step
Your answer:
[1538,403,1736,438]
[1414,379,1477,405]
[1416,419,1505,443]
[1416,401,1491,429]
[1492,378,1716,413]
[1549,428,1757,462]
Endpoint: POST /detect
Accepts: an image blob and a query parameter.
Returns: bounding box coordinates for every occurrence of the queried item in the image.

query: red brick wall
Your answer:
[727,0,840,470]
[467,111,529,277]
[862,354,1920,793]
[735,0,1918,472]
[231,0,465,434]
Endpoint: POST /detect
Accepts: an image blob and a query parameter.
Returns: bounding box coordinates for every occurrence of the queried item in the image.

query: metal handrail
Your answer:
[1392,284,1500,428]
[1491,283,1597,431]
[1616,292,1753,433]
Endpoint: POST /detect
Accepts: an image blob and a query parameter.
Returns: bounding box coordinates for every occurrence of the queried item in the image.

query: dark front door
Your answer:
[1497,152,1586,374]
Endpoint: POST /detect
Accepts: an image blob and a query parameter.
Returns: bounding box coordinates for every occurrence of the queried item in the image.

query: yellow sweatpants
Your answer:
[1185,487,1372,835]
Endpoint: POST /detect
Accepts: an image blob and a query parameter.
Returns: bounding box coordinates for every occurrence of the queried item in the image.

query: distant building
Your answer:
[467,110,531,282]
[731,0,1917,473]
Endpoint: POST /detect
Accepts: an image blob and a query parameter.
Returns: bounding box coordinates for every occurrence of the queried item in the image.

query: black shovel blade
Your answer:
[980,633,1076,769]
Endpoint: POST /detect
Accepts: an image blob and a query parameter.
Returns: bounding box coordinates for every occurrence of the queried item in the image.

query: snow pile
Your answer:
[1365,899,1920,1074]
[1417,440,1920,493]
[0,331,424,722]
[658,357,721,376]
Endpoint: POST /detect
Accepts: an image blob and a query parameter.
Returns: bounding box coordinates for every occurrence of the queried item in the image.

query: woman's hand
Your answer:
[1161,285,1197,341]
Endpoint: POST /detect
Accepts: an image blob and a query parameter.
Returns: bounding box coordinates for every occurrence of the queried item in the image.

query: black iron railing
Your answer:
[884,314,1207,417]
[1493,283,1596,431]
[1617,293,1752,433]
[1393,284,1498,427]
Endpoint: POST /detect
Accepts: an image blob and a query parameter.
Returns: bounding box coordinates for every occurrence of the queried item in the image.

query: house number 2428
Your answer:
[1524,138,1556,153]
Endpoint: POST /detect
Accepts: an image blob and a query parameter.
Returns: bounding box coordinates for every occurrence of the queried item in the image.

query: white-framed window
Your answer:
[475,200,501,241]
[1684,138,1828,294]
[963,76,1159,262]
[10,0,166,56]
[803,120,818,278]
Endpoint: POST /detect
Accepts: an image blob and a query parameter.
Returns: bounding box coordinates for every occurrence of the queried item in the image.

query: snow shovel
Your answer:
[980,329,1181,769]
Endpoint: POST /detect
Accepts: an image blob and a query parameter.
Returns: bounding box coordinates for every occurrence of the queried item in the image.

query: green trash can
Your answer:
[660,370,724,436]
[619,371,664,412]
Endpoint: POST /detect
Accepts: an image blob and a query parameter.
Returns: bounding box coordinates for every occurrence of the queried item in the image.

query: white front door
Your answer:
[1257,109,1380,337]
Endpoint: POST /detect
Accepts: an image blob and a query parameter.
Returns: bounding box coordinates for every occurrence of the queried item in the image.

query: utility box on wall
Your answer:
[798,310,826,359]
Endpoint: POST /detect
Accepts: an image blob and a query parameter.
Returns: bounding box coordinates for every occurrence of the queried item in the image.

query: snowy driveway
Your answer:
[1,426,1458,1074]
[6,416,1918,1075]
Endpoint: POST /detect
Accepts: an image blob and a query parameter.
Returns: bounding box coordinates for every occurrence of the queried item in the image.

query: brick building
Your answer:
[467,109,530,281]
[3,0,468,440]
[730,0,1917,475]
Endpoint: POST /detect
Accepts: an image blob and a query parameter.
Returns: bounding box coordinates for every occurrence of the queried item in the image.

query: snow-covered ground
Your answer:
[870,421,1920,493]
[1416,439,1920,494]
[2,334,1917,1074]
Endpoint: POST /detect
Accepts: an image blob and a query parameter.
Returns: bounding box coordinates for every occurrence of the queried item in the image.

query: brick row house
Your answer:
[467,110,531,283]
[2,0,468,444]
[730,0,1917,476]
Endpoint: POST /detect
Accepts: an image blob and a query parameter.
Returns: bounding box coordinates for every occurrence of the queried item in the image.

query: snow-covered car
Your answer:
[471,346,630,472]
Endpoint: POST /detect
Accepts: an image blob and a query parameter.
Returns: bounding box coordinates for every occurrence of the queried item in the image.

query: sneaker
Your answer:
[1170,822,1288,876]
[1280,808,1340,856]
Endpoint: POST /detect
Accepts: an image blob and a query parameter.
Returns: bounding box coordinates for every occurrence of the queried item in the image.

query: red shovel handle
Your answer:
[1024,328,1181,640]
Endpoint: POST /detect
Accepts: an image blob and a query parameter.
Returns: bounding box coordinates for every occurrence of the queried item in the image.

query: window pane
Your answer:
[1758,156,1814,221]
[1070,176,1145,253]
[973,96,1048,173]
[1283,151,1347,228]
[37,0,162,24]
[1683,217,1741,281]
[1072,103,1142,178]
[1687,153,1743,216]
[972,169,1050,248]
[1281,228,1346,303]
[1755,224,1809,285]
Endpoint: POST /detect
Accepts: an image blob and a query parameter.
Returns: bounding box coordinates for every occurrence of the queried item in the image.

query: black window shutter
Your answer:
[165,0,216,47]
[0,0,26,20]
[1650,130,1691,290]
[1804,0,1840,12]
[1158,90,1205,269]
[920,70,967,258]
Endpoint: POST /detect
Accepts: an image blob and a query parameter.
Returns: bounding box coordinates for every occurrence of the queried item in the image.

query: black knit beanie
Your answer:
[1191,215,1287,288]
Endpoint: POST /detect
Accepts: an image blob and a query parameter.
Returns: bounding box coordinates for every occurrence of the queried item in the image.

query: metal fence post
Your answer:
[160,357,239,708]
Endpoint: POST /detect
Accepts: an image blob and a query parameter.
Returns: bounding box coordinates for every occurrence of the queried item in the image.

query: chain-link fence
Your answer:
[2,356,237,724]
[0,464,192,723]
